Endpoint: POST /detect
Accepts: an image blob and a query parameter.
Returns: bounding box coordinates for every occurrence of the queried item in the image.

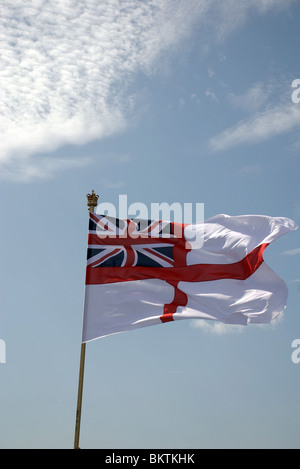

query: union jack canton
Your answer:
[86,212,189,270]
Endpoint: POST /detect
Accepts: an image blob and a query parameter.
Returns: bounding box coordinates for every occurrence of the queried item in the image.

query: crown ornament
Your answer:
[86,190,99,211]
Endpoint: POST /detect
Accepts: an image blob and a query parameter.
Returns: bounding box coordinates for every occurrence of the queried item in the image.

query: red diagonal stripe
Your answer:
[124,246,135,267]
[88,248,121,268]
[143,247,175,266]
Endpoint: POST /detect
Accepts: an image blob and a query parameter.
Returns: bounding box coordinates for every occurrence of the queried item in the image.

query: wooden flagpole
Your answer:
[74,190,99,450]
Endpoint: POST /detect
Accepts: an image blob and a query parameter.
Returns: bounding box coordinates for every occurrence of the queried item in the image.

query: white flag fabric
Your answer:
[82,213,297,342]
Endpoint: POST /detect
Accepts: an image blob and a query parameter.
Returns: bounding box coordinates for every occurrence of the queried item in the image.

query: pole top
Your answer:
[86,190,99,211]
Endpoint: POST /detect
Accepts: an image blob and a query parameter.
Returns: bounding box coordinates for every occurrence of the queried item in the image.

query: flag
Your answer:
[82,213,297,342]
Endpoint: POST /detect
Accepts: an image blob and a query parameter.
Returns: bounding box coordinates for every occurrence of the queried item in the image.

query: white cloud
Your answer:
[178,97,186,108]
[205,89,218,102]
[201,0,295,42]
[191,320,244,335]
[208,67,215,78]
[228,81,272,112]
[1,0,296,181]
[100,178,126,190]
[210,102,300,152]
[237,163,263,176]
[191,312,284,334]
[282,247,300,255]
[1,154,91,183]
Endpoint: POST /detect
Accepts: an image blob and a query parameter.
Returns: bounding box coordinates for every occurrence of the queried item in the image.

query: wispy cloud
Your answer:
[282,247,300,255]
[100,178,126,190]
[0,154,91,183]
[210,101,300,152]
[1,0,296,181]
[237,163,263,177]
[191,320,244,335]
[205,89,219,102]
[191,312,284,334]
[207,67,215,78]
[228,81,273,112]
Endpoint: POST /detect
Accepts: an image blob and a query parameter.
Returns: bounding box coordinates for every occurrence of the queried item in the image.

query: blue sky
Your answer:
[1,0,300,449]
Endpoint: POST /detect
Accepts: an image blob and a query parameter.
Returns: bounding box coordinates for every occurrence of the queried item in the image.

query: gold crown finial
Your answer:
[86,190,99,211]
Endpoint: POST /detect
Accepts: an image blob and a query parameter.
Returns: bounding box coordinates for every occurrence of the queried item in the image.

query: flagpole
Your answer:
[74,190,99,450]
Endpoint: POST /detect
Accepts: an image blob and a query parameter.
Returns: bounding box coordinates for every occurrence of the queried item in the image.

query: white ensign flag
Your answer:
[82,213,297,342]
